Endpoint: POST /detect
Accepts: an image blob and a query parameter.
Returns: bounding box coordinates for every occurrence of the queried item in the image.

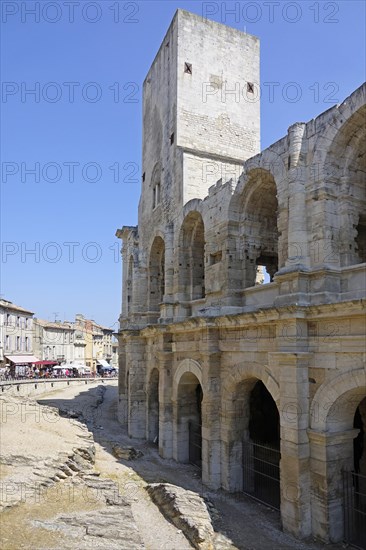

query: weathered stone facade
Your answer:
[116,10,366,543]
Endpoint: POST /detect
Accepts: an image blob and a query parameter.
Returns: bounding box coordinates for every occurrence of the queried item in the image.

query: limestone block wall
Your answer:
[176,10,260,160]
[175,10,260,203]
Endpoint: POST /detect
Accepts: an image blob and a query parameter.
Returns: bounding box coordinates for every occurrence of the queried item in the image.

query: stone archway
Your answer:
[246,380,281,509]
[174,371,203,465]
[221,369,280,496]
[312,103,366,268]
[147,368,159,443]
[309,369,366,542]
[177,211,205,301]
[228,168,280,290]
[173,360,203,465]
[325,106,366,267]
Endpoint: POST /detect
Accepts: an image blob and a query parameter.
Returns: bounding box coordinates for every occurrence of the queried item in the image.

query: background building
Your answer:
[74,314,114,373]
[0,299,35,368]
[0,303,118,374]
[111,337,119,369]
[33,319,75,365]
[92,322,113,371]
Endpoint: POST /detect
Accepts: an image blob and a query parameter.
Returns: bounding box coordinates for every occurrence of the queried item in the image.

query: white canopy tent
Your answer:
[5,355,39,364]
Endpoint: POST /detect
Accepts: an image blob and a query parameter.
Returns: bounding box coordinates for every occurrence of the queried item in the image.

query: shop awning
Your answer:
[97,359,111,368]
[33,360,58,366]
[5,355,40,364]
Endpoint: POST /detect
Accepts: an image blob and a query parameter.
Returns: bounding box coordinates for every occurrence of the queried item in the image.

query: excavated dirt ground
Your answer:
[0,383,345,549]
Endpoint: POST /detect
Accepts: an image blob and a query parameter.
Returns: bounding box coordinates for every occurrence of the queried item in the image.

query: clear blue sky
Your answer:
[1,0,365,328]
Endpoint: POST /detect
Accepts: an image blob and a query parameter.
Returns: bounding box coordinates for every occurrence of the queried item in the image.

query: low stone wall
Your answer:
[0,377,118,398]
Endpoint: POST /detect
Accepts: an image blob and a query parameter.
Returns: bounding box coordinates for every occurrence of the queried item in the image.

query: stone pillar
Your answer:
[201,329,221,489]
[116,226,139,319]
[272,347,312,538]
[126,333,146,438]
[117,338,128,425]
[158,334,174,459]
[219,229,243,308]
[202,395,222,489]
[284,123,310,270]
[121,245,128,318]
[221,384,251,492]
[338,193,359,266]
[161,223,175,321]
[309,429,358,542]
[130,253,138,316]
[172,397,180,462]
[173,392,194,464]
[159,367,173,458]
[307,180,340,269]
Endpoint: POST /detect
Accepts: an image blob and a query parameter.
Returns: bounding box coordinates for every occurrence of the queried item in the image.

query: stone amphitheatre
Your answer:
[116,9,366,546]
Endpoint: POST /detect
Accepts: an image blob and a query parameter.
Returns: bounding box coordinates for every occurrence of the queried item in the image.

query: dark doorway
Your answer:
[189,384,203,467]
[177,372,202,467]
[243,381,281,509]
[344,398,366,549]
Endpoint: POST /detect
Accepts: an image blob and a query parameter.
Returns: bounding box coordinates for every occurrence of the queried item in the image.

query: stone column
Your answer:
[284,123,310,270]
[218,225,243,309]
[201,329,221,489]
[129,253,137,316]
[121,245,128,318]
[158,333,174,459]
[161,223,175,321]
[307,172,340,269]
[126,333,146,438]
[338,193,359,266]
[135,262,148,317]
[272,347,312,538]
[221,383,250,493]
[116,226,139,318]
[309,429,358,542]
[117,338,128,425]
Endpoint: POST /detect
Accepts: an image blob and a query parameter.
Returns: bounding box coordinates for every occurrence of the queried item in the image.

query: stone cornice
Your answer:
[117,298,365,339]
[307,428,359,444]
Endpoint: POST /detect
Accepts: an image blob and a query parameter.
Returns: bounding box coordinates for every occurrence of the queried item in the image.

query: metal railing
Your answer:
[242,440,281,510]
[343,469,366,549]
[0,376,118,392]
[188,421,202,468]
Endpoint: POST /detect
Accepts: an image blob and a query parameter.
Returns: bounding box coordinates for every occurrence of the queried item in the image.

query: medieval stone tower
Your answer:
[139,9,259,213]
[131,10,260,321]
[117,9,366,547]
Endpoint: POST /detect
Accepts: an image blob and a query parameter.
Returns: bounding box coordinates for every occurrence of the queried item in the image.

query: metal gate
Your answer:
[243,440,281,510]
[188,421,202,468]
[343,470,366,549]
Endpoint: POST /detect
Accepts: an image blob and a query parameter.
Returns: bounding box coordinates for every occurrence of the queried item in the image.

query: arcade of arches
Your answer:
[117,86,366,544]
